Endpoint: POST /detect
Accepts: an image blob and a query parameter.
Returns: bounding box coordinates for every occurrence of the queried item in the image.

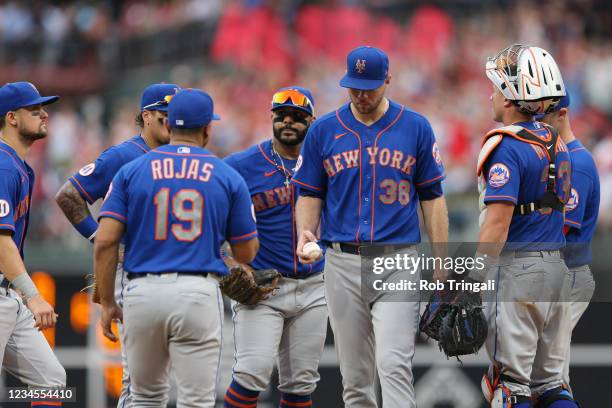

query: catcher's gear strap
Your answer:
[538,387,575,407]
[476,123,565,216]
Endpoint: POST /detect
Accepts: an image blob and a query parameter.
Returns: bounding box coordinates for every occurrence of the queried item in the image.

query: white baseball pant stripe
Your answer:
[122,273,223,408]
[324,247,420,408]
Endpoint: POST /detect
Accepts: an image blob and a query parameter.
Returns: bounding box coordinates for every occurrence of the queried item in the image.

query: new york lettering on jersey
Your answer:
[225,139,324,277]
[293,100,445,244]
[70,135,150,204]
[100,144,257,276]
[482,121,571,249]
[0,142,35,256]
[563,139,600,267]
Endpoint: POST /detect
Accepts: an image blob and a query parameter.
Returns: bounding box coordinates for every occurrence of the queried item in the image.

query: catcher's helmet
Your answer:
[486,44,566,115]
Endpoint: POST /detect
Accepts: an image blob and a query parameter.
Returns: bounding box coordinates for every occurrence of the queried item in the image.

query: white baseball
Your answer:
[303,242,322,259]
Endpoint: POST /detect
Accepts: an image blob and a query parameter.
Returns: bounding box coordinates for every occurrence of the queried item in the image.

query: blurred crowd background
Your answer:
[1,0,611,246]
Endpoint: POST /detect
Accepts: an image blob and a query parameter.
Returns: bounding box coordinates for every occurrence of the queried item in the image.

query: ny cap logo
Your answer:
[355,59,366,74]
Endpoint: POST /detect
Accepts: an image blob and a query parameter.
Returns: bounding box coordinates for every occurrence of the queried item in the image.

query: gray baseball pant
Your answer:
[122,273,223,407]
[483,251,572,398]
[0,285,66,388]
[231,273,327,395]
[324,246,420,408]
[563,264,595,391]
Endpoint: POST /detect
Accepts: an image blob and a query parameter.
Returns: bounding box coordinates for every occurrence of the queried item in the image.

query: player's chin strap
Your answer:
[477,123,566,217]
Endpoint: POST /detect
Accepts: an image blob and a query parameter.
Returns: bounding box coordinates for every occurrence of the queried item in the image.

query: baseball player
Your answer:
[55,82,180,408]
[475,44,579,407]
[293,46,449,408]
[223,86,327,408]
[537,93,600,399]
[0,82,66,407]
[95,88,259,407]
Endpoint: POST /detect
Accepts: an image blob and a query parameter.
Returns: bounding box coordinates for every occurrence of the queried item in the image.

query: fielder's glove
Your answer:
[220,265,280,305]
[420,281,487,358]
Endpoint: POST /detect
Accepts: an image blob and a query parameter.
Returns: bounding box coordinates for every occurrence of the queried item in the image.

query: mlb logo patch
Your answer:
[176,119,184,126]
[488,163,510,188]
[566,188,579,212]
[178,147,191,154]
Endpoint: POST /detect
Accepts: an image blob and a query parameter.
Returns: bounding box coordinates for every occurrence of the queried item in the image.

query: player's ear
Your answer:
[142,110,151,126]
[6,111,17,127]
[385,74,392,85]
[558,108,569,120]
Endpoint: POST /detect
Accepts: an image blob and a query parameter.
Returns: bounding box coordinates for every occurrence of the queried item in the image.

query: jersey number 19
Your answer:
[153,188,204,242]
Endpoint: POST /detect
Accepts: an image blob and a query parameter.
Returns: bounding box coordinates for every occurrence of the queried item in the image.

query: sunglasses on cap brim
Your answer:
[271,89,313,110]
[143,94,175,110]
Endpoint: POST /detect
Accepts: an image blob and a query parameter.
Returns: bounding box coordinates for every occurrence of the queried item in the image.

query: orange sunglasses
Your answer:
[271,89,313,110]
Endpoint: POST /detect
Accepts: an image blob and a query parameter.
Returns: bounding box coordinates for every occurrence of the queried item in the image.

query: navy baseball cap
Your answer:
[339,46,389,91]
[141,83,181,112]
[535,93,570,119]
[271,86,315,116]
[0,82,59,116]
[168,89,220,129]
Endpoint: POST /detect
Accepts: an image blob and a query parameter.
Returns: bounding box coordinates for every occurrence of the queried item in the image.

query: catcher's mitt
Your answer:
[420,282,487,358]
[220,265,280,305]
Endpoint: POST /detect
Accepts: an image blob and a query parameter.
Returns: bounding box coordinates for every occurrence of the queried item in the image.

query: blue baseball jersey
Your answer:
[100,144,257,276]
[482,121,571,250]
[563,139,600,267]
[70,135,150,204]
[225,140,324,277]
[292,100,445,244]
[0,142,35,257]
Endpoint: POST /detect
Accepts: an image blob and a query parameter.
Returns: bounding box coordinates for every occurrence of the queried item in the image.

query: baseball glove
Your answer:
[420,282,487,358]
[220,265,280,305]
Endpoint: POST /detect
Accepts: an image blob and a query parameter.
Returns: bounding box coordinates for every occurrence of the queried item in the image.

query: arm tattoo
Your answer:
[55,181,93,225]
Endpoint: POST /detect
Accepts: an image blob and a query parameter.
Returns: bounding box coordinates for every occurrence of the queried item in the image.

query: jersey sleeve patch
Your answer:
[0,199,10,217]
[78,163,96,176]
[432,142,442,165]
[488,163,510,188]
[565,187,579,212]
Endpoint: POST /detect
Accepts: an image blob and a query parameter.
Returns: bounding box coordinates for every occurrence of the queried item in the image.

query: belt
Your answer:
[510,250,564,259]
[0,278,9,290]
[127,272,209,280]
[331,242,415,256]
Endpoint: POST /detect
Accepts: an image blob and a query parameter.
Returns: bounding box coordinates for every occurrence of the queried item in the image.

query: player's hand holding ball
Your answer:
[297,231,323,264]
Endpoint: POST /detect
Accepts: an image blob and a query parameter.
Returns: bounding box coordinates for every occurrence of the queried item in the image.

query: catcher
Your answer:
[222,86,327,408]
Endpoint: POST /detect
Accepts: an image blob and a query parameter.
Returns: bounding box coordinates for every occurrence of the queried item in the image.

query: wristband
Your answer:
[75,216,98,242]
[11,272,39,300]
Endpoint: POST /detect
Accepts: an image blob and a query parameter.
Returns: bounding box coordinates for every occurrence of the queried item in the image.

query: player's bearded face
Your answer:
[16,105,48,141]
[349,86,386,114]
[272,108,312,146]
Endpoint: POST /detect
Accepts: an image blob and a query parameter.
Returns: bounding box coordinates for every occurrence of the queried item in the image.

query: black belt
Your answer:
[332,242,415,256]
[127,272,209,280]
[0,278,9,290]
[510,250,564,259]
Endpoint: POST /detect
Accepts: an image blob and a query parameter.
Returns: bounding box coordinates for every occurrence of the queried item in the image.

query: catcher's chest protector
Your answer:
[476,123,565,226]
